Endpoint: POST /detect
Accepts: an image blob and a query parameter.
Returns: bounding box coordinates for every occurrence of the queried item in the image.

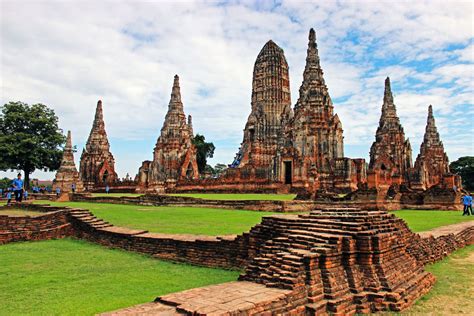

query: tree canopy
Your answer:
[192,134,215,174]
[450,156,474,191]
[0,102,66,188]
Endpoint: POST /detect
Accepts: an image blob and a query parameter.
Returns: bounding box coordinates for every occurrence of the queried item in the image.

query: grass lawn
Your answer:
[391,210,473,232]
[169,193,296,201]
[0,239,238,316]
[405,245,474,314]
[33,200,279,235]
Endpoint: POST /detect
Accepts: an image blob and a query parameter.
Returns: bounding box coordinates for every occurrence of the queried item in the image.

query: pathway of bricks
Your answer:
[101,281,292,316]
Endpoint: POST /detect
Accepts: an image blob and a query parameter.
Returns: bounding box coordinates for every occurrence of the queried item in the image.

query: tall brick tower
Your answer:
[281,28,344,186]
[53,130,84,193]
[80,100,117,189]
[412,105,450,189]
[137,75,198,191]
[233,40,292,177]
[368,77,412,186]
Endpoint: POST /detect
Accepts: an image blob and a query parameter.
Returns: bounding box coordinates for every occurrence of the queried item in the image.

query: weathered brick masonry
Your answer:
[0,205,74,244]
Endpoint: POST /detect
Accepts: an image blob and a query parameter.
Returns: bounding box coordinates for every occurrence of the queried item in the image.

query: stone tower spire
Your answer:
[169,74,183,111]
[161,75,187,138]
[369,77,412,181]
[413,105,450,189]
[53,130,84,192]
[137,75,199,189]
[288,28,344,179]
[235,39,291,171]
[80,100,117,189]
[188,114,194,135]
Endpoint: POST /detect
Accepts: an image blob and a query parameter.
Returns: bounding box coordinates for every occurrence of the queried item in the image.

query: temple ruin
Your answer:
[79,100,117,190]
[67,27,462,206]
[53,130,84,193]
[411,105,453,190]
[137,75,199,192]
[367,77,413,189]
[275,28,365,194]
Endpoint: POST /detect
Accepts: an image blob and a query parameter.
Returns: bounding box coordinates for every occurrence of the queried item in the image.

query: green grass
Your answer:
[0,239,238,316]
[33,200,279,235]
[391,210,473,232]
[405,245,474,314]
[169,193,296,201]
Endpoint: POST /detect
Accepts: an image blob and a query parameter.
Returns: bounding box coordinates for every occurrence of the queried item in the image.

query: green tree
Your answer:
[192,134,215,174]
[213,163,227,176]
[450,156,474,190]
[0,102,66,188]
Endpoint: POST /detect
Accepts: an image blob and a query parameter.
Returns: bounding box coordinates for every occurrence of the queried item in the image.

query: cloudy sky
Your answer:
[1,0,473,180]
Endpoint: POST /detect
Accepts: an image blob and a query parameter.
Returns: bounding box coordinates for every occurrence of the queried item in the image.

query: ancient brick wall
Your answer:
[67,208,249,269]
[0,206,74,244]
[407,223,474,265]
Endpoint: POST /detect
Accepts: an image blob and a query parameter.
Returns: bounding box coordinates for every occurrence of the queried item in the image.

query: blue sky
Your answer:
[1,0,473,180]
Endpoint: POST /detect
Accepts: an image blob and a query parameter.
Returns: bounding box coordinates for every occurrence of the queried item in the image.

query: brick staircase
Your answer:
[239,208,436,314]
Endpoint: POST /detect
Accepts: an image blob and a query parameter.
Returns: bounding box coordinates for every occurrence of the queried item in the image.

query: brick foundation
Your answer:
[1,203,473,315]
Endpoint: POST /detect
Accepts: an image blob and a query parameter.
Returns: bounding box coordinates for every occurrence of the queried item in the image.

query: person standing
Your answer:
[71,183,76,193]
[105,185,110,194]
[12,173,24,204]
[24,190,28,200]
[6,190,12,206]
[55,187,61,197]
[462,193,472,216]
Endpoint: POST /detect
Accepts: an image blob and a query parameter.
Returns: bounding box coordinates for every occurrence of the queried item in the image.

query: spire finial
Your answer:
[384,77,393,104]
[428,104,433,118]
[66,130,72,149]
[309,28,316,43]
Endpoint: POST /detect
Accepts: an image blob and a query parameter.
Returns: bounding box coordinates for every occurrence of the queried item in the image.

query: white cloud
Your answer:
[1,0,472,180]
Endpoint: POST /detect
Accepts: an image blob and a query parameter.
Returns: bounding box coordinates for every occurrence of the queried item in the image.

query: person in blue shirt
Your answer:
[24,190,28,200]
[462,193,472,216]
[105,185,110,194]
[6,190,12,206]
[55,187,61,197]
[12,173,24,204]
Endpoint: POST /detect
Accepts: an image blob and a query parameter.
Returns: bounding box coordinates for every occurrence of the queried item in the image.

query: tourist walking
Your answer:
[56,187,61,197]
[23,190,28,200]
[12,173,24,204]
[462,193,472,216]
[6,190,12,206]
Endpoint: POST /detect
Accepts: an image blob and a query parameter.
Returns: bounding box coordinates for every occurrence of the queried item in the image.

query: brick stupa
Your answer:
[137,75,199,191]
[80,100,117,189]
[368,78,412,187]
[412,105,451,189]
[232,40,292,174]
[53,130,84,193]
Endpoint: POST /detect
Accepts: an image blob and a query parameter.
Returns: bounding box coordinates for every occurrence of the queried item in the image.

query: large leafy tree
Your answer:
[450,156,474,190]
[0,102,66,188]
[192,134,215,174]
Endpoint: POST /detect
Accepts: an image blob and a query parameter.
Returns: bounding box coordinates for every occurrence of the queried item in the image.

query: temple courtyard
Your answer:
[1,195,473,315]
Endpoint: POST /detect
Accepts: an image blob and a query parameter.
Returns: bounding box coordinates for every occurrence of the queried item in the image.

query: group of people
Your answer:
[462,192,473,216]
[2,173,25,206]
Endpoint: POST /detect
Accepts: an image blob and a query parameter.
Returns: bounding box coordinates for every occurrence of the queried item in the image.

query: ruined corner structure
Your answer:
[53,130,84,193]
[174,29,366,195]
[355,78,462,209]
[137,75,199,193]
[79,100,118,190]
